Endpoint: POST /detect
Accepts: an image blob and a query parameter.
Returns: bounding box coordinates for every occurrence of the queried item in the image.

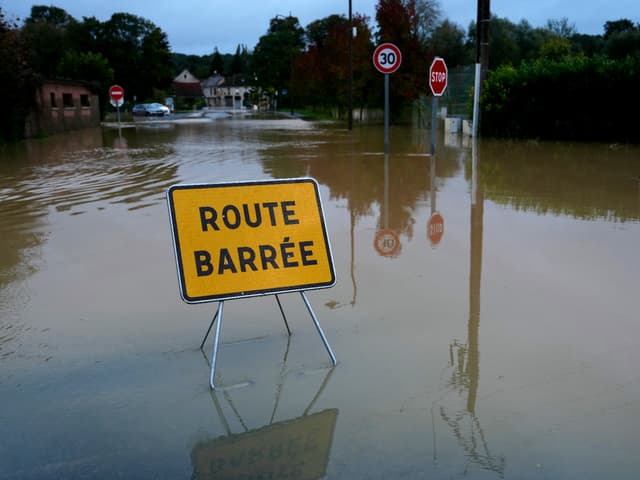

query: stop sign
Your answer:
[427,212,444,246]
[429,57,447,96]
[109,85,124,101]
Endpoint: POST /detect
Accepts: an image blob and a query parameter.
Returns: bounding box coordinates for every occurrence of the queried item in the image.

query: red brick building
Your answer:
[24,80,101,138]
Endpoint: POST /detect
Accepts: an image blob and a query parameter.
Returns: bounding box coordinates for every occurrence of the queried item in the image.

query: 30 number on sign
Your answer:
[379,50,397,67]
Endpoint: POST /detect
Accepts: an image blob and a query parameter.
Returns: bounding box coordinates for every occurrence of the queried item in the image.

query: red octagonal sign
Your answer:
[427,212,444,247]
[109,84,125,101]
[429,57,448,96]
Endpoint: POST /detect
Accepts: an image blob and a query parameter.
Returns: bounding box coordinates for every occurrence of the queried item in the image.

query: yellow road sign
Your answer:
[167,178,336,303]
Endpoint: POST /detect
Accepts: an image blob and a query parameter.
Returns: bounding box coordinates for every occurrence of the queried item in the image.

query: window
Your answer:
[50,92,57,108]
[80,94,90,107]
[62,93,73,107]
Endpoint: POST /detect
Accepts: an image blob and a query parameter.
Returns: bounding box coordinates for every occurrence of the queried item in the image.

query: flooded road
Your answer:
[1,113,640,479]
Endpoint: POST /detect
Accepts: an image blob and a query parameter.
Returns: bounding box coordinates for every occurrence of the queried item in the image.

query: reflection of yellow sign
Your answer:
[192,409,338,480]
[167,178,336,303]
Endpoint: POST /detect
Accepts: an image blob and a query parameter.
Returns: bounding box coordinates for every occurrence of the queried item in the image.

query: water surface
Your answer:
[1,113,639,479]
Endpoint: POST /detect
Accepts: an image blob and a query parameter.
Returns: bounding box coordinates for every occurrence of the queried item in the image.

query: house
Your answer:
[172,69,204,107]
[201,74,255,109]
[24,80,101,138]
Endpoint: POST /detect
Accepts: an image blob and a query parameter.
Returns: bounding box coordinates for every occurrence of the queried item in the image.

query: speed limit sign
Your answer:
[373,43,402,74]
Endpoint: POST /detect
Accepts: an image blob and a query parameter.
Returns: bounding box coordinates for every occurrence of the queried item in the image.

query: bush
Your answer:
[480,55,640,142]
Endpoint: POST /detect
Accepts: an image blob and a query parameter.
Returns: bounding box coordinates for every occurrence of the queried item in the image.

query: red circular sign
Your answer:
[109,85,125,101]
[374,229,401,257]
[427,212,444,246]
[429,57,448,96]
[373,43,402,74]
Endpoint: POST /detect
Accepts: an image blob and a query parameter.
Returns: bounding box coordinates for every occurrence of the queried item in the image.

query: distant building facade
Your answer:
[172,69,204,107]
[24,80,100,138]
[201,74,251,109]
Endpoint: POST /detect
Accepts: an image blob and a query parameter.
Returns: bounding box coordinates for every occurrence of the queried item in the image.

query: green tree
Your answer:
[539,36,572,60]
[57,50,113,86]
[211,47,225,75]
[22,5,76,78]
[229,44,249,76]
[1,8,36,142]
[604,18,636,39]
[430,19,470,66]
[97,13,173,101]
[252,15,305,100]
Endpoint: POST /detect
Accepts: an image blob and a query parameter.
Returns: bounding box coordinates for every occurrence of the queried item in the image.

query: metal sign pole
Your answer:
[384,74,390,155]
[431,95,438,155]
[208,301,224,389]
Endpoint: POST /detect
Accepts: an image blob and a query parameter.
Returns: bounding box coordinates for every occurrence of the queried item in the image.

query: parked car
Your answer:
[132,103,170,116]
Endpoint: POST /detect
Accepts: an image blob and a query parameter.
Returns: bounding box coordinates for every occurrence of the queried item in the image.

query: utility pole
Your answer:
[348,0,353,130]
[472,0,490,137]
[477,0,490,80]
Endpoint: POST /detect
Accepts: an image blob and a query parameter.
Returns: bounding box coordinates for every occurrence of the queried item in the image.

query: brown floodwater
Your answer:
[1,112,639,479]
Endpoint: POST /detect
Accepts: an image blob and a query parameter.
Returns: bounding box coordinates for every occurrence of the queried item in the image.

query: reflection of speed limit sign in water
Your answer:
[374,229,401,257]
[373,43,402,74]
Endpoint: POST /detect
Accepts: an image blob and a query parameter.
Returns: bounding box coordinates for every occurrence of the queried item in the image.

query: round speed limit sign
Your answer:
[373,43,402,74]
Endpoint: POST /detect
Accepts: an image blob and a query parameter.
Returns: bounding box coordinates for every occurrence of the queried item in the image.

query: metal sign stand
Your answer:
[200,292,337,389]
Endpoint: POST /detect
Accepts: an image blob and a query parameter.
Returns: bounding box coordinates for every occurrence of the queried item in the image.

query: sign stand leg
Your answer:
[209,301,224,389]
[200,303,221,349]
[275,294,292,336]
[202,294,335,389]
[300,291,337,366]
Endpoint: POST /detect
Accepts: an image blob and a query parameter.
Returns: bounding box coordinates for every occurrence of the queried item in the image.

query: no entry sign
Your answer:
[167,178,336,303]
[429,57,448,96]
[109,84,124,101]
[373,43,402,74]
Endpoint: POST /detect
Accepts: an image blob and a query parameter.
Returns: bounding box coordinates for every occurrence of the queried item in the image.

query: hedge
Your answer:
[480,55,640,142]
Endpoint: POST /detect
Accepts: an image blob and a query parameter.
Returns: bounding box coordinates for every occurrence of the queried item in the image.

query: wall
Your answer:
[24,81,101,138]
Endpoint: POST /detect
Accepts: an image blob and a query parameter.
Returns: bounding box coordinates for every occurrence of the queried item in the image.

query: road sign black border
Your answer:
[167,177,336,304]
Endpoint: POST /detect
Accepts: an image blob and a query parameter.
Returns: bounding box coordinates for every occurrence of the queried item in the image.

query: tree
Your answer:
[1,8,36,142]
[294,13,374,114]
[604,19,636,39]
[375,0,428,104]
[97,13,173,101]
[430,19,470,67]
[229,44,249,77]
[57,50,113,86]
[251,15,305,99]
[414,0,441,45]
[22,5,77,78]
[211,47,225,75]
[545,17,576,38]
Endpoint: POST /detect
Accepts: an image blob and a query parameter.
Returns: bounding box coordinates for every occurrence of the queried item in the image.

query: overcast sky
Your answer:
[2,1,637,55]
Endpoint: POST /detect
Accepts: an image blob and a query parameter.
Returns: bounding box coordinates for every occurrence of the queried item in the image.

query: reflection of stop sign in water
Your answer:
[427,212,444,246]
[374,229,401,257]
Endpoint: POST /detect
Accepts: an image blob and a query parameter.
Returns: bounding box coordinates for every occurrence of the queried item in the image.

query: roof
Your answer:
[173,69,200,84]
[201,75,225,88]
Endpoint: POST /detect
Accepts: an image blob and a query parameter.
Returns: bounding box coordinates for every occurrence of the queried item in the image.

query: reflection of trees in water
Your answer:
[260,126,462,237]
[467,140,640,222]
